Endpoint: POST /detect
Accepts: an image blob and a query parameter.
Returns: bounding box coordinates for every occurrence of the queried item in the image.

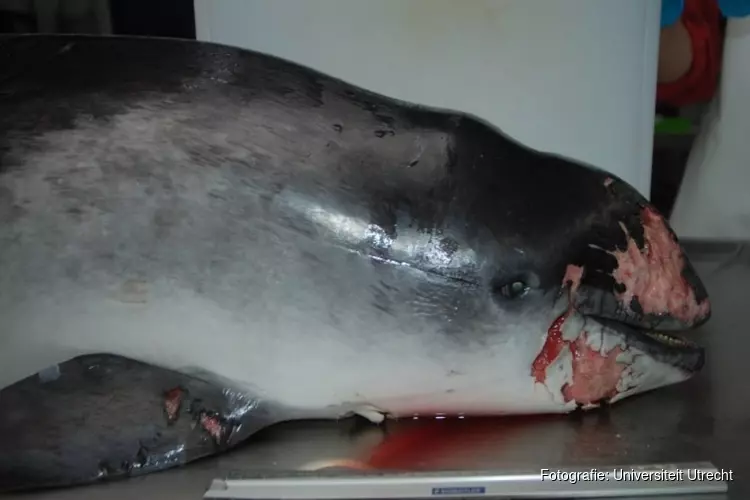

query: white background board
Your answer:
[194,0,661,197]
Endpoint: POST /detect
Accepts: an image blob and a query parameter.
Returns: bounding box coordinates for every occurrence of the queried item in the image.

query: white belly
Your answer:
[0,276,569,419]
[0,121,569,418]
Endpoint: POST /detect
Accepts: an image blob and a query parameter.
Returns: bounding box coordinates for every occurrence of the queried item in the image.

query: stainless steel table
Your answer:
[3,241,748,499]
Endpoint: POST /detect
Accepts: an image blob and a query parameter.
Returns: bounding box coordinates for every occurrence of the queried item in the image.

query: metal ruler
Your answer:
[204,461,729,498]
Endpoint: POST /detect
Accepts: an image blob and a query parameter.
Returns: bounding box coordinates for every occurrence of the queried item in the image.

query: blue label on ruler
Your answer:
[432,487,486,495]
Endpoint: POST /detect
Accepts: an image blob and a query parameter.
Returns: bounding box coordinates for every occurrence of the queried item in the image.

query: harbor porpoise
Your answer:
[0,34,710,490]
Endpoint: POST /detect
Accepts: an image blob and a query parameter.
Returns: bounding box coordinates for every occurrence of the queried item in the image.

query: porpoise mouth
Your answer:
[589,316,705,374]
[571,268,708,375]
[530,305,705,409]
[532,205,710,407]
[566,205,710,374]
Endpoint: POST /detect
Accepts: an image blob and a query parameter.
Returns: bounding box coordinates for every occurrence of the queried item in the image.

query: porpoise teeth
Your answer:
[645,331,690,347]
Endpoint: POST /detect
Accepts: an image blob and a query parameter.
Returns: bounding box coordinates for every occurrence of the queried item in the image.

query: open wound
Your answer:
[531,265,631,406]
[608,206,710,324]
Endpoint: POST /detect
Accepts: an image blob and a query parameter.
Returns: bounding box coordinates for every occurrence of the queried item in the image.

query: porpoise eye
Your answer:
[494,279,530,300]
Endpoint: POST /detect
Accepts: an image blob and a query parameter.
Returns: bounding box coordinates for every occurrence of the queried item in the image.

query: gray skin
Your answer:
[0,35,710,491]
[0,354,272,491]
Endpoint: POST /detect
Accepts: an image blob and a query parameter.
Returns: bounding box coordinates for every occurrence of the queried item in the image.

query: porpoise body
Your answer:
[0,35,710,490]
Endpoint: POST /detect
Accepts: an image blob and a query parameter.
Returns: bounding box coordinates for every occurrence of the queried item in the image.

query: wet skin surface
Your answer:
[0,355,276,492]
[0,34,712,490]
[0,241,739,500]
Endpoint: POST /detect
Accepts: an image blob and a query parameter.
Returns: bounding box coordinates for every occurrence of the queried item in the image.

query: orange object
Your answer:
[657,0,723,107]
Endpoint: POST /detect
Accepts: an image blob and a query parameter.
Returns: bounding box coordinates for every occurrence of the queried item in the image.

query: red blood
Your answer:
[164,388,183,423]
[368,422,449,469]
[366,418,536,470]
[532,265,585,384]
[532,314,630,405]
[561,334,626,405]
[533,266,584,384]
[531,311,569,384]
[200,413,224,443]
[609,206,710,324]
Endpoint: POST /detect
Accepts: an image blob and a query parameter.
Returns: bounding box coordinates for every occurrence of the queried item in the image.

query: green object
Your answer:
[654,117,693,135]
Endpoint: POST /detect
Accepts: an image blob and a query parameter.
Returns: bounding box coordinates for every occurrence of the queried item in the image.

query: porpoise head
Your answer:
[361,116,710,414]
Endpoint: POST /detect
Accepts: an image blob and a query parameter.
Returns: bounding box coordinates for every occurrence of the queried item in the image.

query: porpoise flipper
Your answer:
[0,354,278,492]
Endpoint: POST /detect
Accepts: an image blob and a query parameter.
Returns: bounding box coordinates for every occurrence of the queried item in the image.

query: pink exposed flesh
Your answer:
[610,206,710,324]
[563,264,584,295]
[164,387,183,423]
[532,312,630,405]
[200,413,224,443]
[532,205,706,404]
[561,334,626,405]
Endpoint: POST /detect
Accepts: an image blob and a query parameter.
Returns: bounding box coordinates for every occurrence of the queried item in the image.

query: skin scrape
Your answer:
[561,333,627,406]
[200,413,224,444]
[164,387,183,423]
[563,264,584,296]
[533,311,632,406]
[609,207,710,324]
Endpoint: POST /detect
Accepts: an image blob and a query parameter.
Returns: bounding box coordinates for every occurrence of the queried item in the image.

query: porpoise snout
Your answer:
[567,187,710,332]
